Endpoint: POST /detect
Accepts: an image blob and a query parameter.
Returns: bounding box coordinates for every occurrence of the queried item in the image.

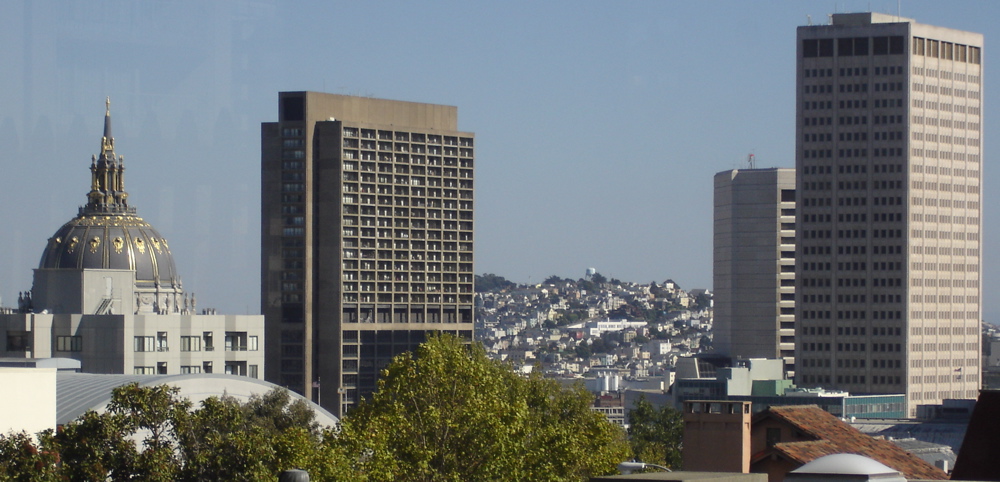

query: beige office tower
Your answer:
[714,168,796,370]
[262,92,475,416]
[795,13,982,416]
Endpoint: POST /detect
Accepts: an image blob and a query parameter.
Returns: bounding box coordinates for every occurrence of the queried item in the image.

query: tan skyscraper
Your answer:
[262,92,475,416]
[795,13,982,416]
[713,167,796,369]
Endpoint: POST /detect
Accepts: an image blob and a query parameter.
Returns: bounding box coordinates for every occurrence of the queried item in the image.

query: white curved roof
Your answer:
[57,372,338,427]
[792,454,901,476]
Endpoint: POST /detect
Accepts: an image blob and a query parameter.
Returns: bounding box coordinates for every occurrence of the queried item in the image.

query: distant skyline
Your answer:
[1,1,997,321]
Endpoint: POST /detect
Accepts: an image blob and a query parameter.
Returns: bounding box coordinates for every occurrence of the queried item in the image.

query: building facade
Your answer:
[714,168,796,369]
[0,101,264,377]
[794,13,983,416]
[261,92,475,416]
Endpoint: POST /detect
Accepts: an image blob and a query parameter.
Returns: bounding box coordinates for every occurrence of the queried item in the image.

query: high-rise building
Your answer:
[713,167,796,369]
[795,13,982,416]
[261,92,475,416]
[0,100,264,377]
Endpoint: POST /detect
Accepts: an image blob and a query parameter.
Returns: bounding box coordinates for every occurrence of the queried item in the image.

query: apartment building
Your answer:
[262,92,475,416]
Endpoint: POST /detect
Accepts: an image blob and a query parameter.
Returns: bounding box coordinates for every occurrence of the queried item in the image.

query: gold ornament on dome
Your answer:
[67,237,79,253]
[89,236,101,253]
[135,237,146,254]
[150,237,162,253]
[113,237,124,253]
[162,238,169,250]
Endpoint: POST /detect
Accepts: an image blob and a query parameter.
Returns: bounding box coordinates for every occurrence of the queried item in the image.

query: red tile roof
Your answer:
[755,405,947,480]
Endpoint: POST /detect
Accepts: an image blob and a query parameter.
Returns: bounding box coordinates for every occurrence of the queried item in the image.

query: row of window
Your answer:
[912,83,980,98]
[912,390,980,401]
[342,293,472,304]
[341,143,474,160]
[910,311,980,320]
[912,246,979,256]
[802,36,905,58]
[912,279,980,288]
[911,356,978,366]
[341,152,474,168]
[911,294,980,304]
[912,197,980,209]
[134,363,258,377]
[913,68,980,84]
[133,333,257,352]
[912,342,980,352]
[911,230,980,241]
[341,127,474,147]
[913,37,982,63]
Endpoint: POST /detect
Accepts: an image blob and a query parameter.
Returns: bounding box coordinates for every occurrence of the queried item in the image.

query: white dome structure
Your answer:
[788,454,906,482]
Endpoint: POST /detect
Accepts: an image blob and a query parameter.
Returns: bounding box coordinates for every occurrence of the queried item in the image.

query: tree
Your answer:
[475,273,516,292]
[334,334,629,481]
[543,275,566,285]
[590,272,607,285]
[626,395,683,470]
[0,384,339,481]
[694,292,712,310]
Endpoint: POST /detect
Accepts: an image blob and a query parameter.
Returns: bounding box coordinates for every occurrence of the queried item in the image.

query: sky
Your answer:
[1,0,998,321]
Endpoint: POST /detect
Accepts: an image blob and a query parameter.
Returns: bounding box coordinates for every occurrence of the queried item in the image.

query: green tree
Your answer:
[694,292,712,310]
[0,431,60,481]
[475,273,516,292]
[334,334,629,481]
[0,384,337,481]
[626,395,683,470]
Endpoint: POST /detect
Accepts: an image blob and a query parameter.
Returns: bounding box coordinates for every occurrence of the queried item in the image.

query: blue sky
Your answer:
[1,1,997,320]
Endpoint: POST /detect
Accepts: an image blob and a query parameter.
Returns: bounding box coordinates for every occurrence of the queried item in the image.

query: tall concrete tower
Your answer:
[794,13,983,416]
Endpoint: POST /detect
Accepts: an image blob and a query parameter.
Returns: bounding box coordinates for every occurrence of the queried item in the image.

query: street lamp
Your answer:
[617,461,672,474]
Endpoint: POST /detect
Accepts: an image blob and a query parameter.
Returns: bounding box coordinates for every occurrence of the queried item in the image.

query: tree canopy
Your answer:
[475,273,517,292]
[334,334,629,481]
[0,335,631,481]
[626,395,684,470]
[0,384,337,481]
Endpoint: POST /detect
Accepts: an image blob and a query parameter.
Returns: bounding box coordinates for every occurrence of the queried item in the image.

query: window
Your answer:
[248,336,259,351]
[180,336,201,352]
[203,361,213,374]
[249,365,259,379]
[57,335,83,352]
[134,366,156,375]
[766,428,782,447]
[180,365,202,374]
[157,332,169,352]
[225,332,248,351]
[203,332,215,351]
[134,336,155,352]
[157,362,168,374]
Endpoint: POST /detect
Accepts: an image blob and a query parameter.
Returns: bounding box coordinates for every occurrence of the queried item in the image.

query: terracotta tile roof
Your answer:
[757,405,947,480]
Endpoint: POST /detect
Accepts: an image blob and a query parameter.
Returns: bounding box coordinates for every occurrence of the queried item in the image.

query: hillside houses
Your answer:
[476,276,712,380]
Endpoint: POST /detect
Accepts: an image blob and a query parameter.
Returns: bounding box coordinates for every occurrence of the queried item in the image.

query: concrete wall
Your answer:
[0,367,56,435]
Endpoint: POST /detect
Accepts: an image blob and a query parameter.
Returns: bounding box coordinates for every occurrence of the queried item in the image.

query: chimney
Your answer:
[682,400,753,472]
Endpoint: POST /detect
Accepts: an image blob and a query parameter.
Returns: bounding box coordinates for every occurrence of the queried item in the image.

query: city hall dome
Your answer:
[36,99,184,313]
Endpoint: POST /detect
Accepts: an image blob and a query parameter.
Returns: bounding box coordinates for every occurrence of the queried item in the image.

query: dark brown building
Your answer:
[262,92,474,416]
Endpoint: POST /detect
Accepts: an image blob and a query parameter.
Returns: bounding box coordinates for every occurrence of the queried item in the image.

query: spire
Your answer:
[101,97,114,155]
[84,97,133,215]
